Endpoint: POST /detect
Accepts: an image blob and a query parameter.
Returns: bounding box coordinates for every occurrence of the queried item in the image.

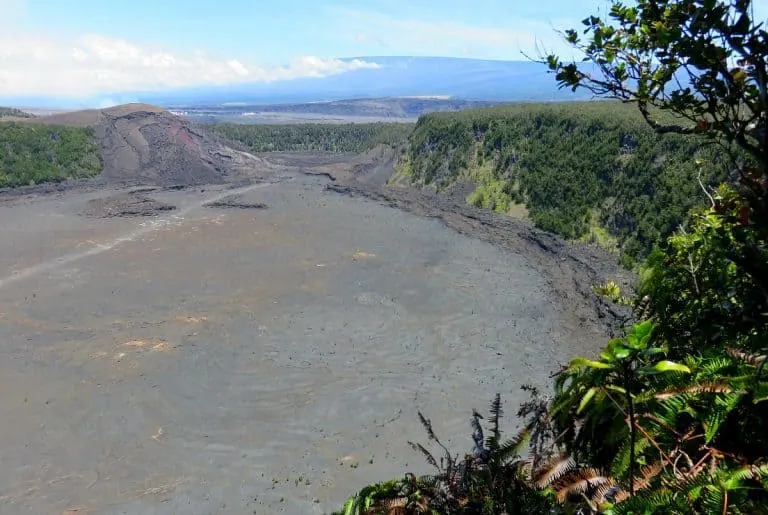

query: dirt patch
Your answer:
[204,194,268,210]
[83,193,176,218]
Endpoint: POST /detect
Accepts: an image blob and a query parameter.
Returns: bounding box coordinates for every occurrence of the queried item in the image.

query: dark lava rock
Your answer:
[204,194,267,210]
[83,193,176,218]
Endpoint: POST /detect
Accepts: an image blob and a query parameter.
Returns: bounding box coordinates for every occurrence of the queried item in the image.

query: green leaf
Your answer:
[606,338,632,360]
[627,320,654,349]
[611,345,632,360]
[569,357,614,370]
[578,386,599,413]
[605,384,628,395]
[641,347,667,357]
[639,360,691,375]
[753,382,768,403]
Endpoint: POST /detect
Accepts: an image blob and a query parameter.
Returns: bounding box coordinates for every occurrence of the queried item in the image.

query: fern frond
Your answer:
[535,452,577,488]
[704,393,743,443]
[551,467,611,503]
[610,487,677,515]
[632,462,663,492]
[593,482,623,504]
[700,484,727,514]
[611,436,651,479]
[494,429,530,465]
[489,392,503,444]
[407,441,439,471]
[653,381,735,400]
[701,356,736,376]
[373,497,407,515]
[726,347,767,367]
[338,478,407,515]
[471,410,485,455]
[417,411,437,441]
[727,463,768,483]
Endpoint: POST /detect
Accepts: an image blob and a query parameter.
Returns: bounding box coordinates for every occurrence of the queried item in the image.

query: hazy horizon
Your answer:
[0,0,602,106]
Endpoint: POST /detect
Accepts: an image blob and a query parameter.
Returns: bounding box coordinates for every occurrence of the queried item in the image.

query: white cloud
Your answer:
[331,8,578,61]
[0,32,378,98]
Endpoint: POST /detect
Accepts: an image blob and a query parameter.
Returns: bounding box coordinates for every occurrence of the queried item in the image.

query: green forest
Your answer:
[398,102,731,265]
[0,107,34,118]
[0,122,102,188]
[338,0,768,513]
[208,122,413,153]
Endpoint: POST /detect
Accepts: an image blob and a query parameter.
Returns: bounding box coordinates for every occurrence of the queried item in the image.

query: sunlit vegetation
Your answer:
[208,122,414,153]
[400,101,730,265]
[0,107,34,118]
[0,122,102,188]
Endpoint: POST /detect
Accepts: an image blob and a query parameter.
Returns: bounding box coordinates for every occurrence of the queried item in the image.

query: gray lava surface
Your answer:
[0,172,614,514]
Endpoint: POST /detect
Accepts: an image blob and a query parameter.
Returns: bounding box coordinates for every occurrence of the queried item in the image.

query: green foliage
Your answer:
[639,186,768,357]
[551,319,768,514]
[546,0,768,512]
[0,122,101,188]
[208,122,413,153]
[400,101,728,263]
[336,395,556,515]
[467,176,513,214]
[0,107,34,118]
[546,0,766,171]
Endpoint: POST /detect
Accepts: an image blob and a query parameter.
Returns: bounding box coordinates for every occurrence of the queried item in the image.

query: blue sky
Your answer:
[8,0,595,62]
[2,0,765,100]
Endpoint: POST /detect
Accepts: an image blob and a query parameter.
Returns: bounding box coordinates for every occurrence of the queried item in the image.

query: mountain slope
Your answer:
[142,57,594,106]
[174,97,508,123]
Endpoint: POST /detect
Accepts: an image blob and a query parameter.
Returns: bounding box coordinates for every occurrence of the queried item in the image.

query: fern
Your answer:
[535,453,577,489]
[703,393,742,444]
[484,393,504,455]
[550,467,612,503]
[611,437,652,480]
[726,348,767,367]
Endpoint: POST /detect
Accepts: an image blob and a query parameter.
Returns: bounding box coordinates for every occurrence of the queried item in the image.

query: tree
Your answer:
[546,0,765,175]
[544,1,768,511]
[544,0,768,358]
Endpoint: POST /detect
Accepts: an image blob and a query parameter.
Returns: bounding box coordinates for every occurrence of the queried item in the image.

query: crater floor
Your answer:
[1,172,602,514]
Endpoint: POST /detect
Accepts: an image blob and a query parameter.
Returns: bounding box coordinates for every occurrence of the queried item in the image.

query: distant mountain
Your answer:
[0,57,593,109]
[171,97,511,124]
[143,57,593,107]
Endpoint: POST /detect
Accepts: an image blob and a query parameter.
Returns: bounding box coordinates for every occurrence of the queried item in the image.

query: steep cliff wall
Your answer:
[395,102,730,264]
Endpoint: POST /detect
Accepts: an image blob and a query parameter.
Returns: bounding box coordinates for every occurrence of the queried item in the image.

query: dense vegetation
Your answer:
[0,122,102,188]
[0,107,34,118]
[399,102,730,265]
[208,122,413,153]
[337,0,768,513]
